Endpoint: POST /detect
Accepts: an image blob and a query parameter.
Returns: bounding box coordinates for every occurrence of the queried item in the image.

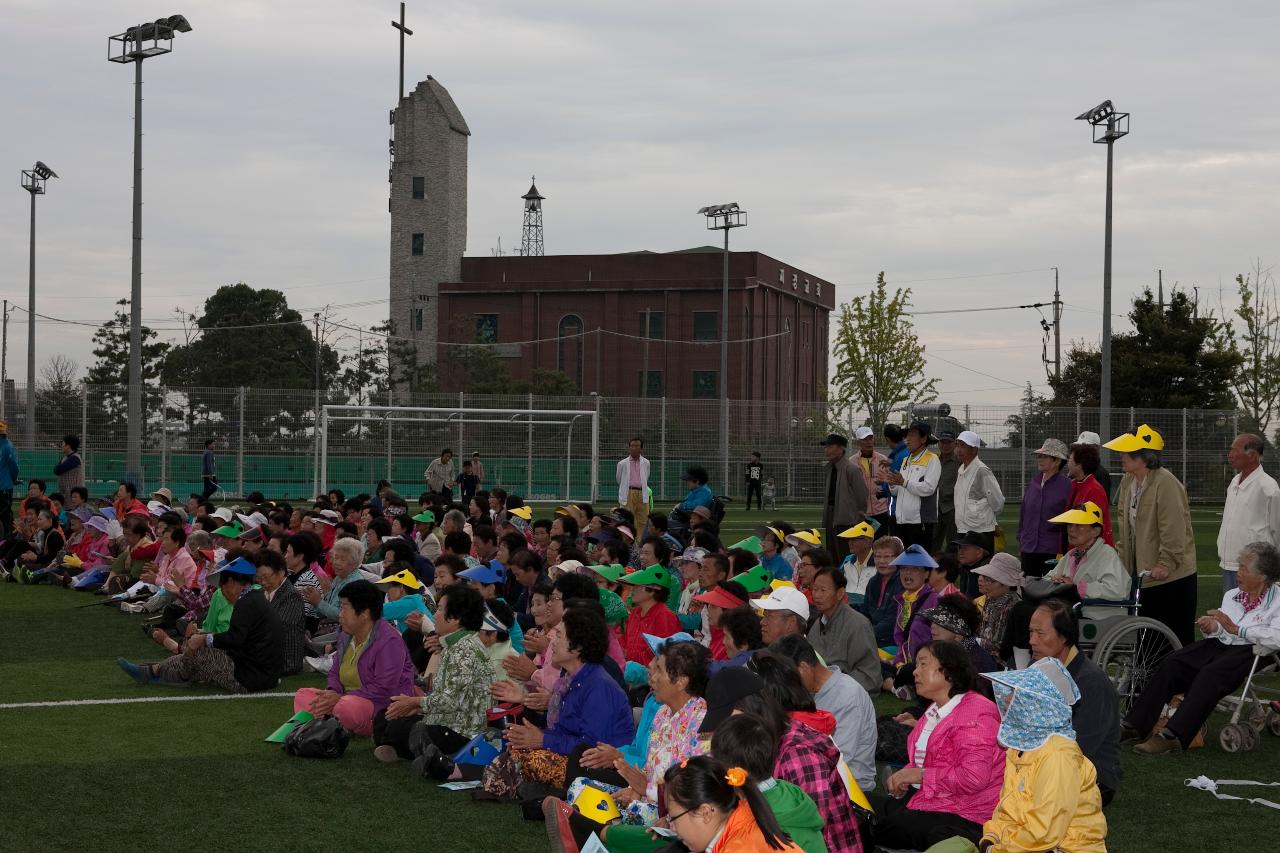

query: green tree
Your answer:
[1049,288,1242,409]
[36,355,82,444]
[1221,263,1280,433]
[161,284,340,441]
[84,299,171,446]
[830,272,939,432]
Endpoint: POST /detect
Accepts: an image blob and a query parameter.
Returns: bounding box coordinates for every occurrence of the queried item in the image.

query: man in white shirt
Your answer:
[885,421,942,550]
[1217,433,1280,591]
[951,430,1005,554]
[615,437,651,535]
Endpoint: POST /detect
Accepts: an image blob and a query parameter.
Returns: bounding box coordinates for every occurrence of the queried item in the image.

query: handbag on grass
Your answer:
[283,715,349,759]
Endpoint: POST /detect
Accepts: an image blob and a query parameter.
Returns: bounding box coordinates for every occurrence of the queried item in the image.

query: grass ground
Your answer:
[1,502,1277,852]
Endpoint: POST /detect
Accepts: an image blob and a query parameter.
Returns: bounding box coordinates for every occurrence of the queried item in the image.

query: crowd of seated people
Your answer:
[10,422,1280,853]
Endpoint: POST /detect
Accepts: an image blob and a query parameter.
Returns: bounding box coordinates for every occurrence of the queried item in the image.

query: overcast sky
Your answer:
[2,0,1277,408]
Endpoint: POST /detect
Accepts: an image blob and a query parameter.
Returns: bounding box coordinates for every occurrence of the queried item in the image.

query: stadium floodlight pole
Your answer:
[1075,99,1128,443]
[698,203,747,495]
[108,14,193,491]
[20,162,57,450]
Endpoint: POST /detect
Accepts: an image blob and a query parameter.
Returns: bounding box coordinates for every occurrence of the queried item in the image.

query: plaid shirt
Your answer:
[776,720,866,853]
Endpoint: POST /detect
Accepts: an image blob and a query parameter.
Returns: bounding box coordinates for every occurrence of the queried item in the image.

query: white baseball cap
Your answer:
[956,430,982,448]
[1076,431,1102,446]
[751,586,810,621]
[853,426,875,440]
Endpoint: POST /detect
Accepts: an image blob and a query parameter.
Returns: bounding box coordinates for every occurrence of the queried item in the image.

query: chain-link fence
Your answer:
[0,382,1250,504]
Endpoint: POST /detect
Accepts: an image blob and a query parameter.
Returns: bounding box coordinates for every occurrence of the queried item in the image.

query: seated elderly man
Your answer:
[753,585,811,646]
[1125,541,1280,755]
[1028,597,1121,805]
[116,557,285,693]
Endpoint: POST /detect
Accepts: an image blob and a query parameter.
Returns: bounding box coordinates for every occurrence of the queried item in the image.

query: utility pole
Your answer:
[1,299,8,421]
[1053,267,1062,381]
[313,311,321,496]
[642,307,651,398]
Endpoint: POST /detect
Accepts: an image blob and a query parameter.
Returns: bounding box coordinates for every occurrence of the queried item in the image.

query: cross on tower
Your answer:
[391,2,414,103]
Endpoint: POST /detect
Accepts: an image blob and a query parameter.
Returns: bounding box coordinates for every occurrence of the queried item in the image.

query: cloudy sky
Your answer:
[2,0,1276,407]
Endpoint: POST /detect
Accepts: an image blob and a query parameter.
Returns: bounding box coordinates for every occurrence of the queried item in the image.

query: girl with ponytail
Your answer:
[662,755,803,852]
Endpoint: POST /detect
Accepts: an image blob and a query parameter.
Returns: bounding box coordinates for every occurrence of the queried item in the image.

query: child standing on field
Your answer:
[762,477,777,511]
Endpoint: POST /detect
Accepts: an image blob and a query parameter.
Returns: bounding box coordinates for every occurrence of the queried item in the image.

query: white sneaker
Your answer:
[120,603,145,613]
[303,655,333,674]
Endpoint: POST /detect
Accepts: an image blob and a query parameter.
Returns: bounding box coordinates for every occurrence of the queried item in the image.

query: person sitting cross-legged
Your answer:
[293,578,417,738]
[117,557,285,693]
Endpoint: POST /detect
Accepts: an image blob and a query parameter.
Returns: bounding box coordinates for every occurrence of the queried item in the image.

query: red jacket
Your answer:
[904,691,1005,825]
[621,603,681,665]
[1067,475,1113,546]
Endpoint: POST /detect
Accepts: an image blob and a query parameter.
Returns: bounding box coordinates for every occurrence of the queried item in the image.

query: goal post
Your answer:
[319,404,599,504]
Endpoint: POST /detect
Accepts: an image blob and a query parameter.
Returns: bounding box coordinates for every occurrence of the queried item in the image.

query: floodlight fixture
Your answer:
[109,14,192,63]
[1075,99,1129,144]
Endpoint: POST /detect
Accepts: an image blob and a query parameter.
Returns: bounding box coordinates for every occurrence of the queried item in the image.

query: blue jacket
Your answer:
[382,593,430,634]
[677,484,714,513]
[620,693,661,768]
[761,553,792,581]
[0,438,18,491]
[543,662,636,755]
[858,570,904,646]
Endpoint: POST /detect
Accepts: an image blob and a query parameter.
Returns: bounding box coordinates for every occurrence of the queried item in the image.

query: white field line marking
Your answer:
[0,692,293,710]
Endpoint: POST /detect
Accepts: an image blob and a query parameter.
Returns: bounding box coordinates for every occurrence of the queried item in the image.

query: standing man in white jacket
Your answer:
[952,430,1005,554]
[1217,433,1280,592]
[616,436,651,535]
[884,420,942,550]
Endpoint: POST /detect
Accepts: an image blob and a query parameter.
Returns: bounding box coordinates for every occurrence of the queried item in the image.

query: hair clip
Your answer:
[724,767,748,788]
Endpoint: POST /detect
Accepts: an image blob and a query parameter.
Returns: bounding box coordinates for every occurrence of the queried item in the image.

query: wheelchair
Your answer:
[1072,572,1183,714]
[1215,642,1280,753]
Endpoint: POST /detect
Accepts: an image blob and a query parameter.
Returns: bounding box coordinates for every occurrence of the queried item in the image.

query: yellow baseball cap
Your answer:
[1049,501,1105,526]
[509,506,532,520]
[1103,424,1164,453]
[786,528,822,547]
[375,569,420,591]
[838,521,876,539]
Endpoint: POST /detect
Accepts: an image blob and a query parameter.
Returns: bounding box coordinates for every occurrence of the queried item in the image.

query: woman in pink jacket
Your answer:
[876,640,1005,850]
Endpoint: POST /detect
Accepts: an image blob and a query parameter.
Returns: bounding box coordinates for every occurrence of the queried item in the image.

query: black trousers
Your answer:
[201,476,218,500]
[826,524,852,563]
[895,522,933,551]
[564,742,629,789]
[1124,639,1255,748]
[1021,552,1056,578]
[1140,574,1199,648]
[372,710,469,761]
[875,787,983,848]
[745,480,762,510]
[0,489,13,540]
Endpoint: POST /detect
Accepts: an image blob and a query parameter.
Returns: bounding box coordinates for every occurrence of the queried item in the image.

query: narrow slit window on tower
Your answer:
[412,176,425,199]
[413,309,423,331]
[411,233,424,256]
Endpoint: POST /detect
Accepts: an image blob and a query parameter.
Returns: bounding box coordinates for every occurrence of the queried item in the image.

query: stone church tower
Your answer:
[389,76,469,383]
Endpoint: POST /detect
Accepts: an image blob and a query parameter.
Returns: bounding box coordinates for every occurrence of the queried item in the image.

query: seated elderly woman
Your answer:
[543,638,710,852]
[972,553,1023,667]
[980,658,1107,852]
[483,605,635,795]
[251,548,306,675]
[1125,541,1280,755]
[881,544,940,692]
[293,579,417,737]
[876,640,1005,850]
[372,583,495,773]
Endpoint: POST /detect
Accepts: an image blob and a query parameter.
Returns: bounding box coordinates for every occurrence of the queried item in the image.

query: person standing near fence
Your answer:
[884,421,941,550]
[820,433,868,563]
[425,448,457,502]
[933,431,960,552]
[1017,438,1072,578]
[617,437,651,535]
[854,426,891,535]
[471,451,485,486]
[201,438,219,500]
[952,430,1003,555]
[54,434,84,496]
[744,451,764,511]
[1217,433,1280,592]
[0,421,18,539]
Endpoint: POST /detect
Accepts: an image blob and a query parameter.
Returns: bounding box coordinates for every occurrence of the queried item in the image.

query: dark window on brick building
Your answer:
[693,370,717,398]
[693,311,718,341]
[411,233,424,256]
[638,370,663,397]
[640,311,664,339]
[476,314,498,343]
[412,176,425,199]
[413,309,423,331]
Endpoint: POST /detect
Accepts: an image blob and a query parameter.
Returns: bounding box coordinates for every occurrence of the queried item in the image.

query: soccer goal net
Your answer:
[319,404,600,503]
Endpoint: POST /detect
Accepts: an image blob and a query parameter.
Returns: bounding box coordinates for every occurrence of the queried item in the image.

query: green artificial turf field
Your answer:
[2,502,1277,852]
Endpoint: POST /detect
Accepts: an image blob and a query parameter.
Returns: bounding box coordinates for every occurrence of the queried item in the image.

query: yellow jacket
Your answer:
[981,735,1107,853]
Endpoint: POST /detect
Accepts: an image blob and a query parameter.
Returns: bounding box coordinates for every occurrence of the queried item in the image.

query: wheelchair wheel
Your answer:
[1219,723,1246,753]
[1241,724,1260,752]
[1091,617,1182,714]
[1267,710,1280,737]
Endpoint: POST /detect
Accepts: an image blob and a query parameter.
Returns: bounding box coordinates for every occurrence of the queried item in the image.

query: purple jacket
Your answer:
[326,619,417,713]
[893,584,939,665]
[1018,471,1072,555]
